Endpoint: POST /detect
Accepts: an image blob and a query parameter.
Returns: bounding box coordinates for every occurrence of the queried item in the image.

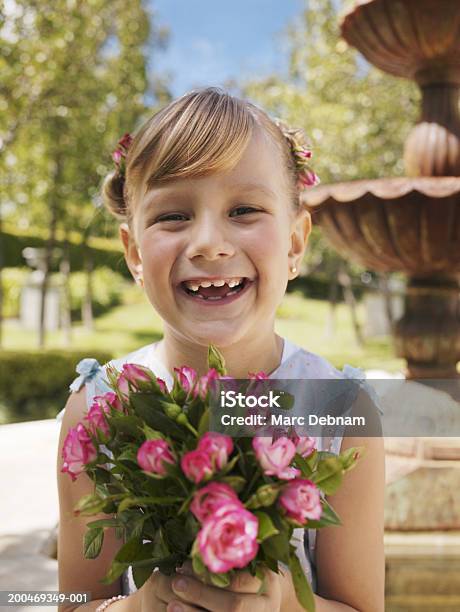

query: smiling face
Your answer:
[121,128,310,350]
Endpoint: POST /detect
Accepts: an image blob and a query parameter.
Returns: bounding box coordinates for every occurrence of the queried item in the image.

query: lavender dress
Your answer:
[58,337,373,595]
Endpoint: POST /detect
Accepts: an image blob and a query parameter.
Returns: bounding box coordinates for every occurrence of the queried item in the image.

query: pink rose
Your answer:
[84,400,110,437]
[174,366,198,394]
[294,435,316,458]
[181,449,213,484]
[196,368,219,399]
[197,505,259,573]
[137,439,176,476]
[248,371,269,380]
[61,423,97,481]
[156,377,167,393]
[197,432,233,470]
[252,436,300,480]
[190,482,242,523]
[278,479,322,525]
[124,363,153,386]
[93,391,122,413]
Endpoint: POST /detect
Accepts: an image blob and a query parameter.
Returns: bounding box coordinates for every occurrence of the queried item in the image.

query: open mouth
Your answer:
[179,277,251,302]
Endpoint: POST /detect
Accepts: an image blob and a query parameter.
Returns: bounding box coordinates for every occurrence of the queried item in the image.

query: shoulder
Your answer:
[280,339,342,379]
[105,342,157,372]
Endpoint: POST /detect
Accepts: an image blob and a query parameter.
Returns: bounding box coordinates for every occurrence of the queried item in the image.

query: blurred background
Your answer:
[0,1,459,610]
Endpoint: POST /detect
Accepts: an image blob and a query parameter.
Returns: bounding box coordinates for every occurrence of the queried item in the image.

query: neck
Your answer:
[156,327,285,379]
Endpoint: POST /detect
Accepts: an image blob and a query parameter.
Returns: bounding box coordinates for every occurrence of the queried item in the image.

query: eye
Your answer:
[229,206,260,217]
[154,212,188,223]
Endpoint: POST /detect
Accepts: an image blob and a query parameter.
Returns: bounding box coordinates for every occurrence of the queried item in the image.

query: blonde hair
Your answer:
[103,87,307,224]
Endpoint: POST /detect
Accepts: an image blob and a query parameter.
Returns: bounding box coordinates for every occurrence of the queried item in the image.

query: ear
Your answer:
[288,207,311,279]
[119,223,143,285]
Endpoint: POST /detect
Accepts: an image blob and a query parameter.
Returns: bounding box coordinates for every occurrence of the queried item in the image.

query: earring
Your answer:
[291,266,297,274]
[136,276,144,287]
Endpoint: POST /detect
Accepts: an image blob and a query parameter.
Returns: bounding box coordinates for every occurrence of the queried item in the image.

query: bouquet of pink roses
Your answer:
[61,346,362,612]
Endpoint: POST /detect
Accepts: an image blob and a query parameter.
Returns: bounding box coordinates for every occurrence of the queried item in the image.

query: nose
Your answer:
[184,214,235,261]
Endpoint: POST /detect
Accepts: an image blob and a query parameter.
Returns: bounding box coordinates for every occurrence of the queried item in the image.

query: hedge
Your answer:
[2,231,130,278]
[0,350,112,424]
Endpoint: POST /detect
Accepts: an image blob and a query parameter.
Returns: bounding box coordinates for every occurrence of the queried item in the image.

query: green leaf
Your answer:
[83,527,104,559]
[192,553,206,576]
[275,390,295,410]
[109,414,144,438]
[254,511,279,542]
[86,518,121,530]
[209,572,231,587]
[219,454,240,475]
[73,493,107,516]
[220,475,246,492]
[118,495,182,513]
[100,561,127,585]
[130,394,187,440]
[261,532,290,564]
[339,446,365,472]
[132,562,157,590]
[207,344,227,375]
[289,552,315,611]
[141,424,164,440]
[245,483,280,509]
[311,457,344,495]
[294,453,314,479]
[114,537,143,563]
[197,408,210,437]
[304,499,342,529]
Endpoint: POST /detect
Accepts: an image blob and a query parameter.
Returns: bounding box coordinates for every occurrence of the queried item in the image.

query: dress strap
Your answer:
[56,358,111,423]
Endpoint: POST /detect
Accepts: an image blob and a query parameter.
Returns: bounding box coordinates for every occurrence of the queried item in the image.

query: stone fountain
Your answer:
[302,1,460,610]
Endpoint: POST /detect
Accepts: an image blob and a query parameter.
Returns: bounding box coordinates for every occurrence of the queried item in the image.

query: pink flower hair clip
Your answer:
[293,144,320,189]
[112,132,133,178]
[274,118,320,190]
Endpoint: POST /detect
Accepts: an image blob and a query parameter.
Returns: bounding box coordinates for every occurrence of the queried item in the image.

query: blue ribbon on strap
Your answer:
[69,358,102,393]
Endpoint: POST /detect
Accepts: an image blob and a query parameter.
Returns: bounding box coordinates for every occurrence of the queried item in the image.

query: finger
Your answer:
[171,574,261,612]
[176,560,195,576]
[166,600,204,612]
[152,571,177,604]
[227,569,262,594]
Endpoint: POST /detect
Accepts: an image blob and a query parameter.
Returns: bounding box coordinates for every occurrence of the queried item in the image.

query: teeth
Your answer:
[184,277,244,291]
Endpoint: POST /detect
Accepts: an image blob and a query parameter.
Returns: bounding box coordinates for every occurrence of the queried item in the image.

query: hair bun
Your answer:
[102,172,129,220]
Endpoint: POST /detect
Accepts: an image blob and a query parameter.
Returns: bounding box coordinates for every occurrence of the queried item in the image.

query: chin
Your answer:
[185,323,248,350]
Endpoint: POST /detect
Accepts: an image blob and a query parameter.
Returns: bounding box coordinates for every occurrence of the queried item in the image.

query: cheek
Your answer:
[244,221,290,276]
[139,231,181,281]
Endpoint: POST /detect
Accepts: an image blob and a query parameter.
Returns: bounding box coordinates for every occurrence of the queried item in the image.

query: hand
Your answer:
[138,568,203,612]
[168,561,283,612]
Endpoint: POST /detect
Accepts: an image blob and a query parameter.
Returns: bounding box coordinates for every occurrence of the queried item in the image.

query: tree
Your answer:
[1,0,171,346]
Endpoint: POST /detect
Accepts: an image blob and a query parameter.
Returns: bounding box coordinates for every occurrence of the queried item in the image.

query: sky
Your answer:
[150,0,304,96]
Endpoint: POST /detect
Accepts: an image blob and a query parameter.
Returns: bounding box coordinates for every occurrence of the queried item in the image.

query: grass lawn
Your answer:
[2,289,404,373]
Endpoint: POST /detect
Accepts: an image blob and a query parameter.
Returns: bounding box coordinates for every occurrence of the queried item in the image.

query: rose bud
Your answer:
[190,482,242,523]
[174,366,198,394]
[84,400,110,438]
[278,479,322,525]
[197,505,259,573]
[181,449,213,484]
[197,432,233,470]
[61,423,97,481]
[137,439,176,476]
[252,436,300,480]
[93,392,122,413]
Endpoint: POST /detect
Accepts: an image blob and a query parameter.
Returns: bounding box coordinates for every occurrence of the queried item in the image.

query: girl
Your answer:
[57,87,385,612]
